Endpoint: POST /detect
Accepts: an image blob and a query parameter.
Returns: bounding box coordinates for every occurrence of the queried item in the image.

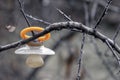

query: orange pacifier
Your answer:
[20,26,51,42]
[15,26,55,68]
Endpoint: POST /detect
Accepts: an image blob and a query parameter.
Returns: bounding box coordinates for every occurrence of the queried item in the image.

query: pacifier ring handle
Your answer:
[20,27,51,42]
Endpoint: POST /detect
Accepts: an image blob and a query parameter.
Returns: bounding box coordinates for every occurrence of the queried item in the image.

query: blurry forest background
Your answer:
[0,0,120,80]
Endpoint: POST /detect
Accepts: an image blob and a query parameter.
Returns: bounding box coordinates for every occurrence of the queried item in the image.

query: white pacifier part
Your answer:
[15,45,55,68]
[15,45,55,55]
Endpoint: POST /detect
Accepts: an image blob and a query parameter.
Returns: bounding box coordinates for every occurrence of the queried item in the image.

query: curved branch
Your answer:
[0,21,120,54]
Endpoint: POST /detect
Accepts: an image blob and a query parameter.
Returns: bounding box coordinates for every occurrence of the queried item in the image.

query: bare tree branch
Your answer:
[0,21,120,54]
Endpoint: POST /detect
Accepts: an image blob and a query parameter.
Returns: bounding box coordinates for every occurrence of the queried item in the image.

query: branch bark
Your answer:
[0,21,120,54]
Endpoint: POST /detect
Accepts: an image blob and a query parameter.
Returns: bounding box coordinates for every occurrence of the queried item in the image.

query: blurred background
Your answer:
[0,0,120,80]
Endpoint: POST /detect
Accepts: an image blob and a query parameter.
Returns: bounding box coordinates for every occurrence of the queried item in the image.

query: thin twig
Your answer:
[76,33,85,80]
[56,8,73,21]
[17,0,35,36]
[105,40,120,66]
[26,14,51,25]
[94,0,112,29]
[94,0,120,13]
